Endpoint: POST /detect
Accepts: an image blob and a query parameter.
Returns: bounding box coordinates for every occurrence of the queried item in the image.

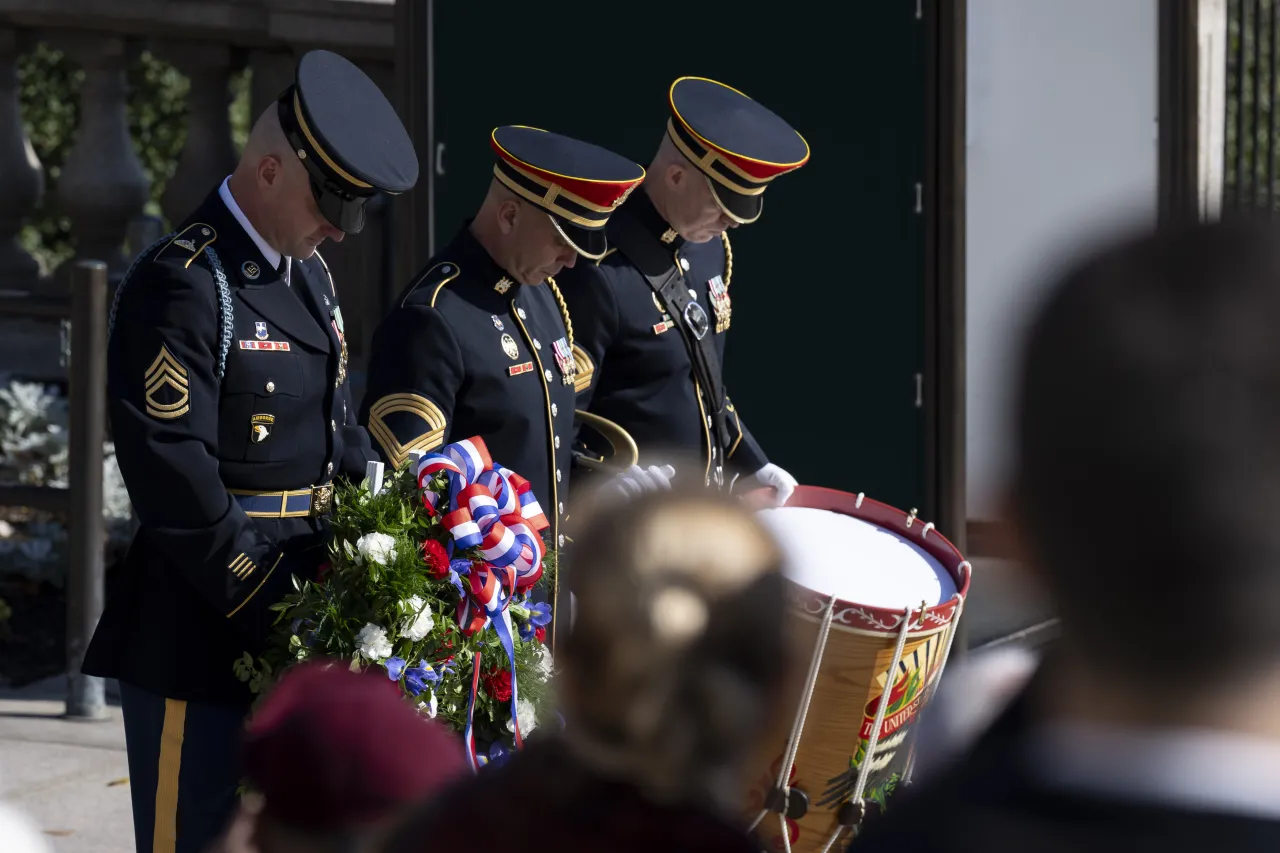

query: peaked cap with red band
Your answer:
[491,126,645,260]
[667,76,810,224]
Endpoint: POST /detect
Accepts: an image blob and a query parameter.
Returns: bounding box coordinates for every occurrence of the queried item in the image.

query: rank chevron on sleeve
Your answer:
[144,343,190,420]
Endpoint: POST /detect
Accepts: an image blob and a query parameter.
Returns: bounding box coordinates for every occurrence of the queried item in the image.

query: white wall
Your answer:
[965,0,1160,519]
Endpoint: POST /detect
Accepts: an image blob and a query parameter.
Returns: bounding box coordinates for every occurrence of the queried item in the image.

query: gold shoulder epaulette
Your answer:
[400,261,462,309]
[154,223,217,269]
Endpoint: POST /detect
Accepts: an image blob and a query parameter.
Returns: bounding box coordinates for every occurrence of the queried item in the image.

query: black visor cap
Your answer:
[311,176,367,234]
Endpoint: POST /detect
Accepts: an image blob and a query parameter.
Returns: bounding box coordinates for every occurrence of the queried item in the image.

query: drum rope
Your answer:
[901,594,967,786]
[817,827,848,853]
[747,596,838,838]
[850,606,915,809]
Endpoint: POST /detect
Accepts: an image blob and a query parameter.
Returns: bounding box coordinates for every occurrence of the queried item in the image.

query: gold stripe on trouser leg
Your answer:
[153,698,187,853]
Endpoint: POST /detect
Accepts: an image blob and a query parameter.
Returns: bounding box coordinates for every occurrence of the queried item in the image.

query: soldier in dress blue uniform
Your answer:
[360,126,645,557]
[557,77,809,502]
[81,50,417,853]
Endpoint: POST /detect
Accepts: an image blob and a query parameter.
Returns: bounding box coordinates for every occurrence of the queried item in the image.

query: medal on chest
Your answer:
[330,305,348,387]
[552,337,576,386]
[707,274,731,333]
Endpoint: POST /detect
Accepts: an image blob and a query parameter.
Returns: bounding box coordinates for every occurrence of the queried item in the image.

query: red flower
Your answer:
[423,539,450,579]
[314,562,332,584]
[481,668,513,703]
[534,626,547,644]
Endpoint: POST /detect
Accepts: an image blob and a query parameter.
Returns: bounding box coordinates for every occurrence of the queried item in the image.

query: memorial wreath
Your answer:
[234,436,558,769]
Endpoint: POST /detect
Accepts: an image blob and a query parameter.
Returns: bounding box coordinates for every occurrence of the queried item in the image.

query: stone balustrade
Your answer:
[0,0,396,386]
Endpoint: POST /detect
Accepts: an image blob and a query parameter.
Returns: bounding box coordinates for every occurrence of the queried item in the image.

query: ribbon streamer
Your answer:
[416,437,550,769]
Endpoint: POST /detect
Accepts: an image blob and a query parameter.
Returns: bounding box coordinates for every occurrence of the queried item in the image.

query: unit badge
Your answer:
[494,277,513,294]
[241,260,260,280]
[501,333,520,360]
[491,315,505,331]
[250,413,275,443]
[255,321,268,340]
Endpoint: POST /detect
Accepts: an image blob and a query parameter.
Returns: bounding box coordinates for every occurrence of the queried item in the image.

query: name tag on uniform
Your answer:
[508,361,534,376]
[239,340,291,351]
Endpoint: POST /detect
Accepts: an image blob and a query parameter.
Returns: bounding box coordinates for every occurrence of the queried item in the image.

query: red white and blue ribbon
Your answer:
[414,436,550,770]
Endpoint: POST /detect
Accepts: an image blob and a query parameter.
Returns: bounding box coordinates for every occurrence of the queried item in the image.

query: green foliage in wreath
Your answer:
[234,459,559,750]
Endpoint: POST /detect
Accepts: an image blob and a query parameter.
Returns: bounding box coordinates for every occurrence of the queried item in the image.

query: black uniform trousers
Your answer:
[119,681,246,853]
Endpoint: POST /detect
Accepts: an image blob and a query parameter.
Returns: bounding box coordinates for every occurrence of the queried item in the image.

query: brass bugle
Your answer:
[572,409,640,472]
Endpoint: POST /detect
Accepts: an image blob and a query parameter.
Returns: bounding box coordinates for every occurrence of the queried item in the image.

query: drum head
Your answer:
[758,506,958,609]
[749,486,970,635]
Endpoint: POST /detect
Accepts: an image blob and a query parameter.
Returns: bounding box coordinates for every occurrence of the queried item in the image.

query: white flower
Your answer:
[356,532,397,566]
[355,623,393,660]
[400,595,435,641]
[535,645,554,680]
[506,697,538,736]
[418,690,438,719]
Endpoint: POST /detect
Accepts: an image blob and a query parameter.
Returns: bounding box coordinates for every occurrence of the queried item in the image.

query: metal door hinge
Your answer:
[914,373,923,408]
[435,142,446,176]
[914,182,923,214]
[916,0,923,19]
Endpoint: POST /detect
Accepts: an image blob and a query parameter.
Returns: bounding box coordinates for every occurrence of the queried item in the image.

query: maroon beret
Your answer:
[242,660,469,830]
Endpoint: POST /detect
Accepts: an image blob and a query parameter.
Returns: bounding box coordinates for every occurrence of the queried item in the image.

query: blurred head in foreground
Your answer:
[229,661,468,853]
[560,485,791,811]
[374,487,789,853]
[1011,218,1280,729]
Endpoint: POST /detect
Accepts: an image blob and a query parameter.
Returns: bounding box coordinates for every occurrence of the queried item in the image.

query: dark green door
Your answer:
[431,3,927,510]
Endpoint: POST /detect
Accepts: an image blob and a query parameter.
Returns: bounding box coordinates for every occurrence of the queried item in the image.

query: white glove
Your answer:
[606,463,677,499]
[754,463,797,505]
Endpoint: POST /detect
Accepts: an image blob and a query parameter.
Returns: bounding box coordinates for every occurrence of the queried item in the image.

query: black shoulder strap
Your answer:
[607,215,732,482]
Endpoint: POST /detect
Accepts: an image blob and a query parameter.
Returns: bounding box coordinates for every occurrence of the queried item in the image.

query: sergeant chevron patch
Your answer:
[571,343,595,393]
[367,393,448,468]
[144,344,190,420]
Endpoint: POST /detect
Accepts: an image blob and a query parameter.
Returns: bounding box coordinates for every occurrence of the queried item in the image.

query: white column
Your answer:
[1197,0,1228,221]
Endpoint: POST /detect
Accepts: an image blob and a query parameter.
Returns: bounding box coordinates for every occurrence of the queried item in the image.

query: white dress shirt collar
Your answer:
[218,176,289,284]
[1027,720,1280,821]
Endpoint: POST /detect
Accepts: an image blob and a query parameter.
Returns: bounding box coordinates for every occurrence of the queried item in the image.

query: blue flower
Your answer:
[404,660,441,696]
[518,600,553,640]
[487,740,512,767]
[528,601,553,627]
[384,656,407,682]
[447,559,471,595]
